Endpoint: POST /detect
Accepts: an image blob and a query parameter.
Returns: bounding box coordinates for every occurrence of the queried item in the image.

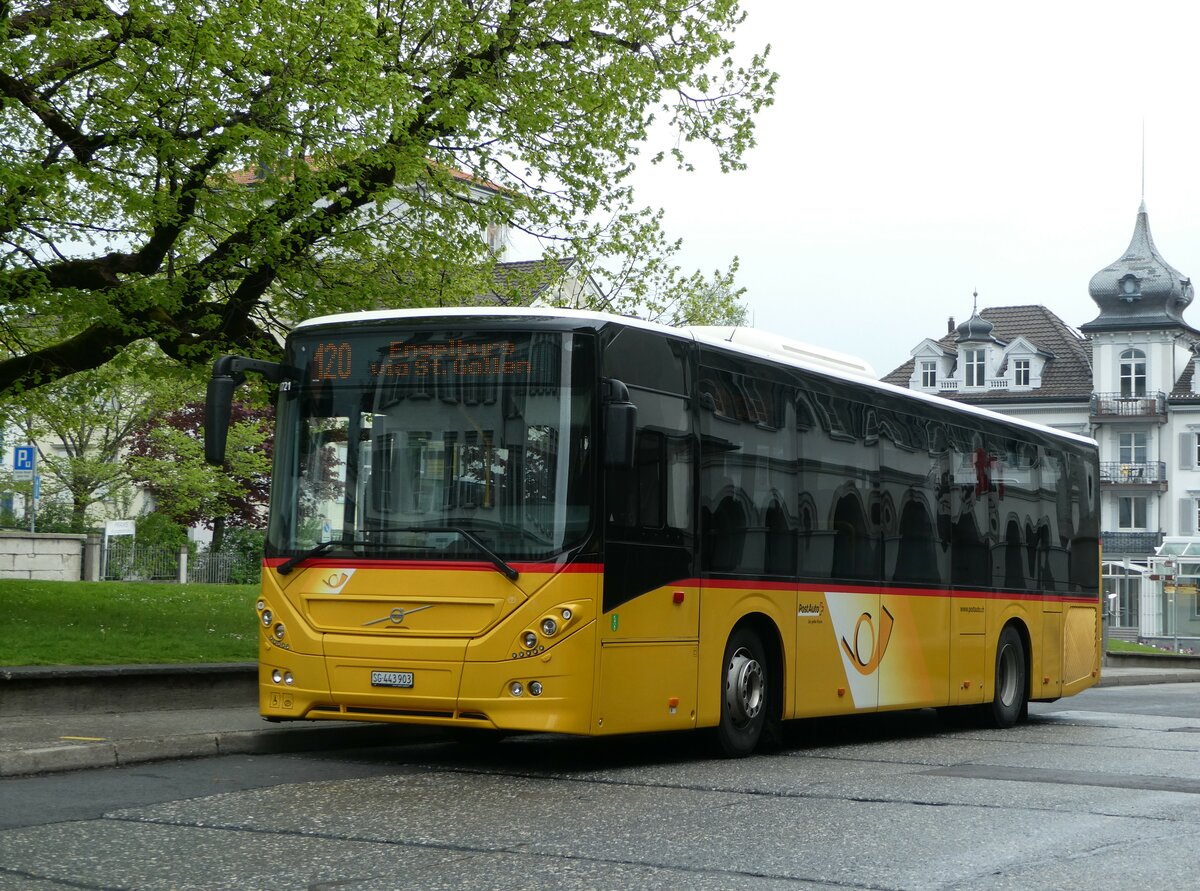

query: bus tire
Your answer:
[985,625,1027,729]
[716,627,769,757]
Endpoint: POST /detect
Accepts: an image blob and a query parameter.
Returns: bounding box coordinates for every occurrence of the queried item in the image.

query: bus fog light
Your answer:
[262,610,273,626]
[510,682,524,696]
[522,631,538,650]
[529,681,543,696]
[541,617,558,637]
[272,669,283,684]
[284,672,295,686]
[273,623,286,640]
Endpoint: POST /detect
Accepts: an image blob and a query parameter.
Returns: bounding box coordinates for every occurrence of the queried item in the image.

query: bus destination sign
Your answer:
[309,339,534,383]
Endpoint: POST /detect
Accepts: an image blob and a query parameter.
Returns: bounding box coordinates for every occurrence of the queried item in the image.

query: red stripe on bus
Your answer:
[262,557,604,573]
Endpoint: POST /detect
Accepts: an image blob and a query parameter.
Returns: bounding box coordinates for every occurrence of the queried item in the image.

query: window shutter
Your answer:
[1181,433,1196,471]
[1180,498,1197,536]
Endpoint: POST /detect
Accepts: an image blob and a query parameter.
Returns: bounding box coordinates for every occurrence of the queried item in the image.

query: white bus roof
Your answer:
[292,306,1097,449]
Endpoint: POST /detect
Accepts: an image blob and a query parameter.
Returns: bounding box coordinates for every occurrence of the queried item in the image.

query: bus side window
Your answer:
[698,360,796,577]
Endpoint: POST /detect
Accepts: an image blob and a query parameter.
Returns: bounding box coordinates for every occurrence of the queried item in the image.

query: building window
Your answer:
[964,349,985,387]
[1119,432,1147,465]
[1120,349,1147,397]
[1195,433,1200,468]
[1118,495,1147,530]
[1013,358,1030,387]
[920,361,937,388]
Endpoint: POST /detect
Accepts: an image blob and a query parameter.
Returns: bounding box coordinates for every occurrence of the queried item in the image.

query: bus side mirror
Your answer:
[205,355,286,466]
[603,378,637,469]
[205,374,236,465]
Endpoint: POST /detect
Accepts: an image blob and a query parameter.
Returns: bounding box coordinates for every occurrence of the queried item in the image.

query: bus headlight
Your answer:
[541,617,558,637]
[273,623,286,640]
[262,610,273,626]
[522,631,538,650]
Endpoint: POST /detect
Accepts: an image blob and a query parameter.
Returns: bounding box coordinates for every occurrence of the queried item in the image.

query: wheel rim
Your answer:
[997,642,1018,707]
[725,646,764,728]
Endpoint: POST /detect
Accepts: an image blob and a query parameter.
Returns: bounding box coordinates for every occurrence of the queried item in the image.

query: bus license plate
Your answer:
[371,670,414,688]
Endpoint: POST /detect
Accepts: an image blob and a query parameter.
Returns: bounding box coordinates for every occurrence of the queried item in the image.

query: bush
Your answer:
[216,525,265,585]
[136,512,188,550]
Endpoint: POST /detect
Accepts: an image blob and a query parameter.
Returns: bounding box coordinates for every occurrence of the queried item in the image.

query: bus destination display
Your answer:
[309,339,534,382]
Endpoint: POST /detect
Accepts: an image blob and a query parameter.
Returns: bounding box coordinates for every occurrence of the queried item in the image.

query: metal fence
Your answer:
[188,549,261,585]
[101,539,259,584]
[102,539,179,581]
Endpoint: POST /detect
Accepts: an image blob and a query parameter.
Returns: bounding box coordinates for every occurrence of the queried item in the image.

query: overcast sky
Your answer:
[628,1,1200,378]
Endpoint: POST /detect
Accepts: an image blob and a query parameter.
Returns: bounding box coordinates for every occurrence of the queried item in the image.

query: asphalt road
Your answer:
[2,685,1200,890]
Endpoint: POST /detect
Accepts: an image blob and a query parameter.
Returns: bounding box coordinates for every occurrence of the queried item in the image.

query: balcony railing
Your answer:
[1099,461,1168,488]
[939,378,1018,392]
[1102,531,1165,556]
[1090,392,1167,420]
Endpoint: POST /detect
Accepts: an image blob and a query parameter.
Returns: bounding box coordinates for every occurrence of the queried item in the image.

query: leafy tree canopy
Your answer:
[127,399,273,533]
[0,0,775,396]
[2,343,187,530]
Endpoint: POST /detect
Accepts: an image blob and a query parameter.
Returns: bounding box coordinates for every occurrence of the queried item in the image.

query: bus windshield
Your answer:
[267,327,595,564]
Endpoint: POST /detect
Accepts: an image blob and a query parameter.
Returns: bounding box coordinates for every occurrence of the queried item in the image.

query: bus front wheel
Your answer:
[716,627,768,757]
[985,625,1027,728]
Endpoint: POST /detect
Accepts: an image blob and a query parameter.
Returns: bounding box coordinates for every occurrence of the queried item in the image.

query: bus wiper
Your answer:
[277,540,336,575]
[386,526,519,581]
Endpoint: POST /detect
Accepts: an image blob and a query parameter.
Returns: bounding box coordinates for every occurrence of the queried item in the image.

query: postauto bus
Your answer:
[205,307,1101,756]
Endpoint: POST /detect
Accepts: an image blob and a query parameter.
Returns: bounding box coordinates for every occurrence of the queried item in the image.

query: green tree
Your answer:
[0,1,775,396]
[127,398,273,550]
[656,258,749,327]
[3,350,182,531]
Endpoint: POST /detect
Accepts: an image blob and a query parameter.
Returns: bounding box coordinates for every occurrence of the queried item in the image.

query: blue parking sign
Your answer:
[13,445,35,479]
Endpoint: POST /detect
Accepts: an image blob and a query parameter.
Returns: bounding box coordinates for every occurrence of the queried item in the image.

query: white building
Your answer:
[883,203,1200,647]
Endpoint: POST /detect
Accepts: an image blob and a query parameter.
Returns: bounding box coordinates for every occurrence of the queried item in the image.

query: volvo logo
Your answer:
[363,605,433,626]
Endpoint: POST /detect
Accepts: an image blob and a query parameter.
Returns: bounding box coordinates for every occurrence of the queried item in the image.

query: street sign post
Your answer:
[11,445,37,531]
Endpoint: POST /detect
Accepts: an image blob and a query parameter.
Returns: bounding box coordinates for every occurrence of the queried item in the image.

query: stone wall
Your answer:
[0,531,86,581]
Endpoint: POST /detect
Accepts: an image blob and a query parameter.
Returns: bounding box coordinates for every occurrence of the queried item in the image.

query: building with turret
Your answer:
[884,203,1200,646]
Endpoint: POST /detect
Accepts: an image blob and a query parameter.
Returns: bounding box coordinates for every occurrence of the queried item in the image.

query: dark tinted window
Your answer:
[699,358,797,576]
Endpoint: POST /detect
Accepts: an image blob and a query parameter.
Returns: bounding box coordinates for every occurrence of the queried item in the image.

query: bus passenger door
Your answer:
[597,330,699,735]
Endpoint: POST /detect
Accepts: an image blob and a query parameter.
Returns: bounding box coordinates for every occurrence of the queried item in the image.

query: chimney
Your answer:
[947,316,955,335]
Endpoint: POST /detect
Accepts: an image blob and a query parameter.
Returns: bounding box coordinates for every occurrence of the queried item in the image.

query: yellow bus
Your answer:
[205,308,1101,756]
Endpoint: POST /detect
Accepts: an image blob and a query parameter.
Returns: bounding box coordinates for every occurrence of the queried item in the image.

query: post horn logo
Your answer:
[840,605,895,676]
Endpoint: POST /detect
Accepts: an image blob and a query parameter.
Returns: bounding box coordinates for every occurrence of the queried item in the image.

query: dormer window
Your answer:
[920,360,937,388]
[1118,274,1141,302]
[964,348,986,387]
[486,222,508,253]
[1013,358,1030,387]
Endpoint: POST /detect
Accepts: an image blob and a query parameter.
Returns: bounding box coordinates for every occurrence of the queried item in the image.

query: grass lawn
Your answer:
[0,579,258,666]
[1107,638,1191,656]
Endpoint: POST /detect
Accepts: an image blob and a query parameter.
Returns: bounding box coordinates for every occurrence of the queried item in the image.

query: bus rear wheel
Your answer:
[716,627,768,757]
[984,625,1027,728]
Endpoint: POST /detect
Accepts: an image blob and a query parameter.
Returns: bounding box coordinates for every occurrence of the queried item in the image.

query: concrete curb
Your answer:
[1098,671,1200,687]
[0,722,419,778]
[0,663,256,717]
